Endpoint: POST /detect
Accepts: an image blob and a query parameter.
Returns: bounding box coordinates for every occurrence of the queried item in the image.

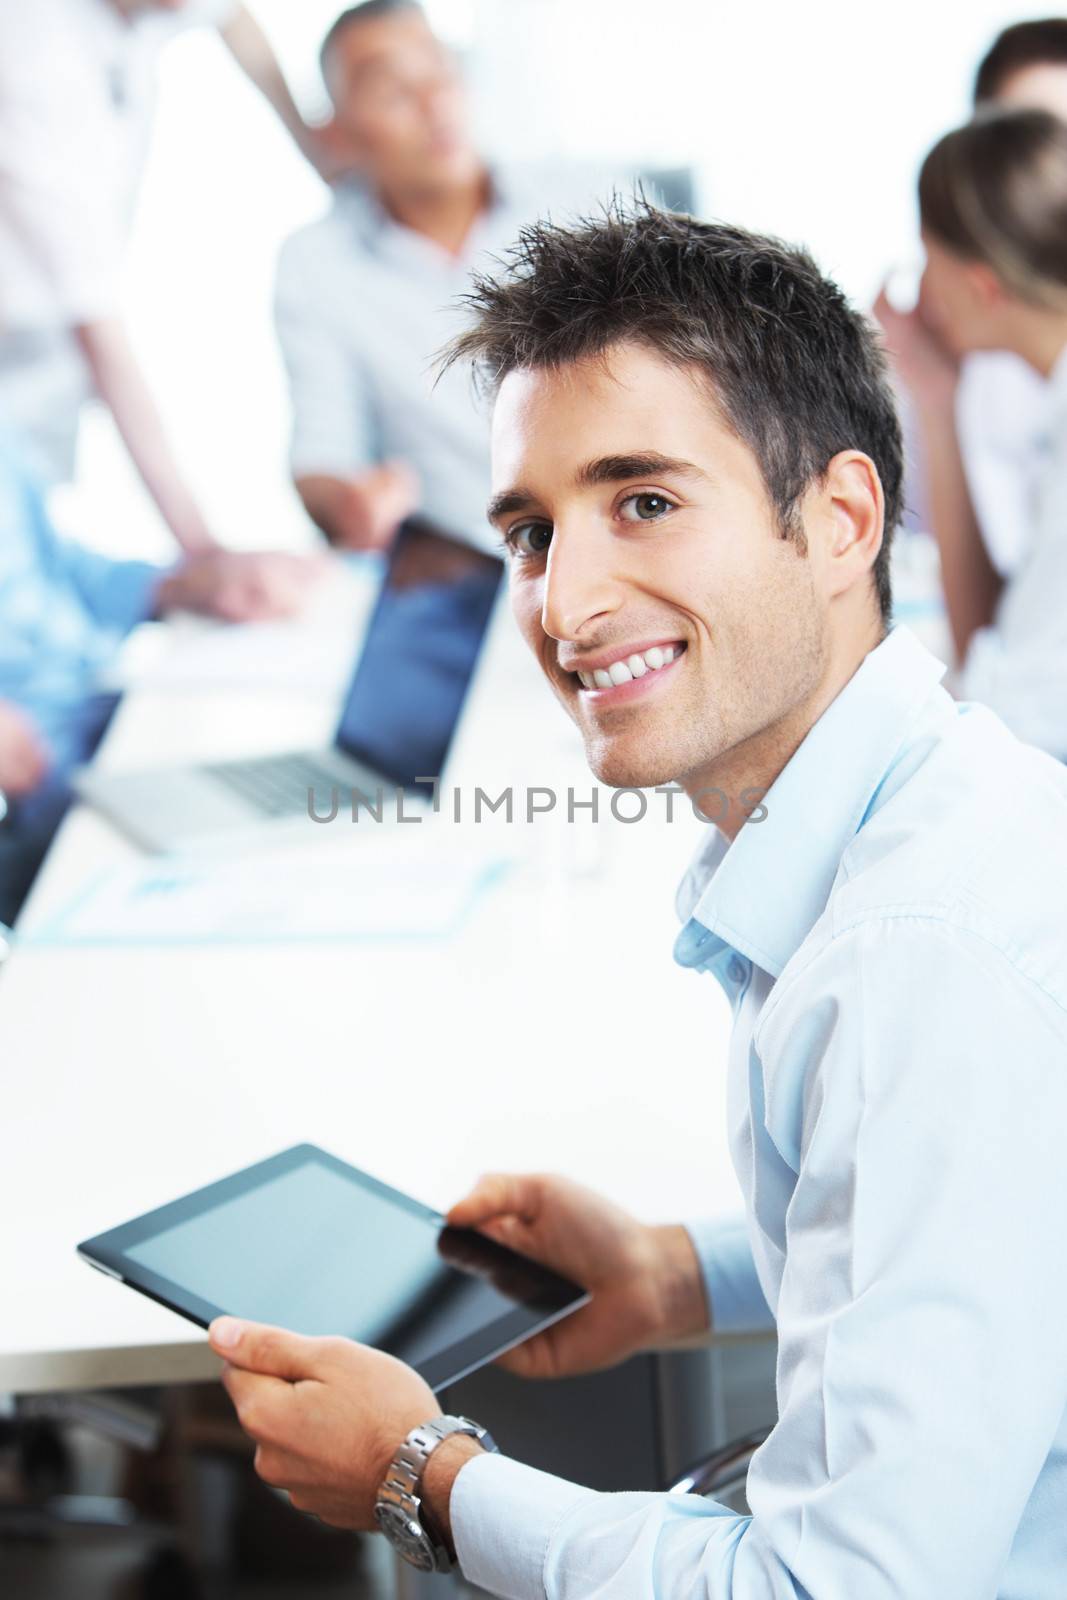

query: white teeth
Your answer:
[575,644,683,689]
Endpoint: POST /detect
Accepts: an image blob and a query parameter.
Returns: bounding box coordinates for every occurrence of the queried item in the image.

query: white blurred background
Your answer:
[70,0,1049,560]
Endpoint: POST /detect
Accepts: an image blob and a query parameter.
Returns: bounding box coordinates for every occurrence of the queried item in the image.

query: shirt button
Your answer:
[728,957,748,985]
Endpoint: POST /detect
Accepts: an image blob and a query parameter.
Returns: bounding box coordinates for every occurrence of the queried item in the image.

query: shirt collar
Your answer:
[333,165,512,265]
[675,626,948,983]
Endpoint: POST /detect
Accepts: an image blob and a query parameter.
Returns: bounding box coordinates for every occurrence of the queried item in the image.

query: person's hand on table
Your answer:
[208,1319,450,1529]
[447,1172,710,1378]
[0,699,51,800]
[301,462,420,551]
[156,550,329,623]
[872,282,960,417]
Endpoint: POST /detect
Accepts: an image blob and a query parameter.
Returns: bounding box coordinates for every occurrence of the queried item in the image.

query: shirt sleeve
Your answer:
[452,917,1067,1599]
[58,542,163,635]
[273,239,380,480]
[684,1217,773,1336]
[0,70,125,326]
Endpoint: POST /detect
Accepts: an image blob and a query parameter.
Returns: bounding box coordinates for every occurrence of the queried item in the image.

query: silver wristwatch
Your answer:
[374,1414,498,1573]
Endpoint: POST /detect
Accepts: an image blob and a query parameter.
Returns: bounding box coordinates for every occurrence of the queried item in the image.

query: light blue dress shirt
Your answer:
[0,430,161,777]
[452,626,1067,1599]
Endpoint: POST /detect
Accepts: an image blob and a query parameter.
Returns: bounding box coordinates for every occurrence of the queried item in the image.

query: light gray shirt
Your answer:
[273,167,621,549]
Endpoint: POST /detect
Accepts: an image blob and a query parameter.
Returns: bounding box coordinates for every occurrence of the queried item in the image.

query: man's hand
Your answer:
[209,1318,441,1529]
[447,1174,710,1379]
[872,284,960,416]
[296,462,420,550]
[0,700,50,799]
[156,551,327,623]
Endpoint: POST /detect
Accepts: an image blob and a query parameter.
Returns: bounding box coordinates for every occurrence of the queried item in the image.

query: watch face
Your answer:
[374,1500,436,1571]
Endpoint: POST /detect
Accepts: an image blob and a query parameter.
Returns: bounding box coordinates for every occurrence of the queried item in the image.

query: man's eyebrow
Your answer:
[486,489,539,526]
[487,454,706,526]
[575,452,706,487]
[345,51,400,83]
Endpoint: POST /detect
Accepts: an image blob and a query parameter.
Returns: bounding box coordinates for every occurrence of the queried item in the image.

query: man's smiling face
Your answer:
[489,341,832,795]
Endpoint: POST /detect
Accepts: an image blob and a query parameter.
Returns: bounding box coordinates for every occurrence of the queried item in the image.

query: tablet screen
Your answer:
[80,1146,587,1390]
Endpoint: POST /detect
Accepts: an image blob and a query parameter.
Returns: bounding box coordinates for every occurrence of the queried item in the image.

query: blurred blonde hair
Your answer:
[919,108,1067,311]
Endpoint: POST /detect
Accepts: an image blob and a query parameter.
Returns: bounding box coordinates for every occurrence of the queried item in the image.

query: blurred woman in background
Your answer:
[950,18,1067,578]
[0,0,339,553]
[878,108,1067,761]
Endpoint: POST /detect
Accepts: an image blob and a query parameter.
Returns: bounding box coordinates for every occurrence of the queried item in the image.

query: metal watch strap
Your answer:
[377,1414,498,1572]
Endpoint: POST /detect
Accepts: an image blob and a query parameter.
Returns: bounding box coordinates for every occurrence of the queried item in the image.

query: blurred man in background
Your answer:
[0,0,340,553]
[0,430,323,926]
[276,0,621,551]
[885,17,1067,578]
[978,14,1067,115]
[883,109,1067,760]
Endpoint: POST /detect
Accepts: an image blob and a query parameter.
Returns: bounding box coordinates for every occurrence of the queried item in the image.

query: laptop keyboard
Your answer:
[203,755,356,818]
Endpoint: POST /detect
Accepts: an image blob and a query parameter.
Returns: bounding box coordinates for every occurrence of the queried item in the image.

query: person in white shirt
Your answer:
[202,203,1067,1598]
[0,0,337,552]
[879,107,1067,759]
[893,18,1067,578]
[275,0,624,552]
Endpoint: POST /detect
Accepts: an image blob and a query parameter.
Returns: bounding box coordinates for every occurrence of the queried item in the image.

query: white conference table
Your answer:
[0,567,739,1397]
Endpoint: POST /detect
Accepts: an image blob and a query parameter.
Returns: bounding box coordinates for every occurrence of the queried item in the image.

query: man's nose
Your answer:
[421,75,460,121]
[540,528,622,642]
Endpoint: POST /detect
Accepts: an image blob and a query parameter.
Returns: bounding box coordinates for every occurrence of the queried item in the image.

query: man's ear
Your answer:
[965,259,1005,311]
[817,451,884,603]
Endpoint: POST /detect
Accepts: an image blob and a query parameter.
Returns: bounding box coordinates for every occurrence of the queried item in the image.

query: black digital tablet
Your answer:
[77,1144,589,1391]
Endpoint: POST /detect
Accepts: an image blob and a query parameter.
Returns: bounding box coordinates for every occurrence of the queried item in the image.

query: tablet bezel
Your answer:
[77,1143,589,1391]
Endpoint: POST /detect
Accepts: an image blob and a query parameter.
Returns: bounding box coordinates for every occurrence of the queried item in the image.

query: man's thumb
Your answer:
[209,1317,316,1381]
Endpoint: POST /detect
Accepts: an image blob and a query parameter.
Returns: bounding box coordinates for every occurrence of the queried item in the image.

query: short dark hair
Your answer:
[974,18,1067,104]
[320,0,423,77]
[447,202,902,623]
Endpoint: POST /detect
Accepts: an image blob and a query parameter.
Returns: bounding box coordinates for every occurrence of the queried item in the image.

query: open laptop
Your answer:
[75,519,503,854]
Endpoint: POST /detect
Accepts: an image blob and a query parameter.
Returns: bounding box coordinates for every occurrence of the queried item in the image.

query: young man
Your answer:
[0,430,323,926]
[976,15,1067,117]
[275,0,618,551]
[0,0,335,551]
[208,209,1067,1597]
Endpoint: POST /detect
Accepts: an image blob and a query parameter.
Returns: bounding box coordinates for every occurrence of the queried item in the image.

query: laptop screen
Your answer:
[334,520,503,796]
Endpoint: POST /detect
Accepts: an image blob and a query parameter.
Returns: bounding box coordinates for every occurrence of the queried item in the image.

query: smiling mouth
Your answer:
[570,642,686,692]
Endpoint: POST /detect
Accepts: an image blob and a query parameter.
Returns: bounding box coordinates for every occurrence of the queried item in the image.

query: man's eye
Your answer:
[619,493,675,522]
[509,521,553,557]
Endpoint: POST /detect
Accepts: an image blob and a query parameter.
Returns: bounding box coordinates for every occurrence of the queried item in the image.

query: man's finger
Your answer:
[221,1364,295,1441]
[447,1172,541,1228]
[209,1317,322,1380]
